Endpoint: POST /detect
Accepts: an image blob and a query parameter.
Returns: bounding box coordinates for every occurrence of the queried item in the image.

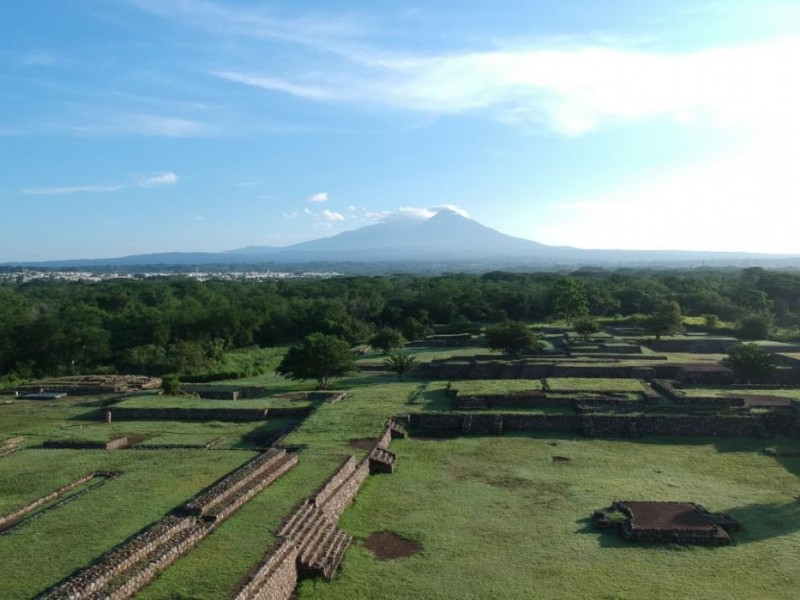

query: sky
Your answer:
[2,0,800,261]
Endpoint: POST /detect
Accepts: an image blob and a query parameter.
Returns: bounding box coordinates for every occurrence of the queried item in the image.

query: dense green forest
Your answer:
[2,267,799,381]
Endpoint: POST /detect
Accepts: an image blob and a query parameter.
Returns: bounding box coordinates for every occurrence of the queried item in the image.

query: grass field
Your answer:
[114,392,315,410]
[450,379,544,396]
[2,341,800,599]
[0,448,256,599]
[545,378,648,392]
[303,434,800,600]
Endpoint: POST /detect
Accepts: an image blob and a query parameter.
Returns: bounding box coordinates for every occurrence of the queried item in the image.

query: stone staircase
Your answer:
[277,501,352,580]
[368,446,396,474]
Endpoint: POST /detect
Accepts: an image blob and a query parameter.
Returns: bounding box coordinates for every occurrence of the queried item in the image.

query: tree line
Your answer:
[1,267,797,380]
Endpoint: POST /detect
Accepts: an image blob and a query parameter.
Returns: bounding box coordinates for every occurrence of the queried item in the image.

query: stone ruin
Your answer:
[593,501,740,545]
[38,449,297,600]
[231,419,405,600]
[0,435,23,458]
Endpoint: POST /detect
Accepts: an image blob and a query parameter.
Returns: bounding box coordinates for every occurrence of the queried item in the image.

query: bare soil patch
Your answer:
[364,531,421,560]
[621,501,716,532]
[349,438,378,450]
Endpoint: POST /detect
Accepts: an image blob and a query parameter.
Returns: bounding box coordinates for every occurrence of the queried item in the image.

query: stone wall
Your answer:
[111,407,311,422]
[0,472,110,533]
[231,539,298,600]
[0,435,23,458]
[234,421,401,598]
[39,450,297,600]
[407,411,782,439]
[314,458,370,520]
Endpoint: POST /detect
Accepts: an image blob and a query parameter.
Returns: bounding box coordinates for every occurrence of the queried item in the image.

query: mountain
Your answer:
[4,209,796,270]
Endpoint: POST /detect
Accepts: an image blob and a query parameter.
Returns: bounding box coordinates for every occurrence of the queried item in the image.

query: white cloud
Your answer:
[218,35,800,138]
[65,113,215,137]
[136,172,178,187]
[308,192,329,203]
[364,210,391,221]
[322,209,345,222]
[214,72,336,101]
[303,207,313,215]
[432,204,469,217]
[348,205,356,211]
[532,134,800,253]
[282,211,298,218]
[396,206,437,219]
[22,184,124,195]
[391,205,470,220]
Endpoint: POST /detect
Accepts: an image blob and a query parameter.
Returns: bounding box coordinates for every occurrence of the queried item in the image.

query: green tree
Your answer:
[573,317,600,341]
[370,327,405,353]
[276,333,356,389]
[644,301,683,339]
[737,313,774,340]
[383,350,418,381]
[484,321,541,356]
[161,373,181,395]
[722,343,775,383]
[551,278,590,324]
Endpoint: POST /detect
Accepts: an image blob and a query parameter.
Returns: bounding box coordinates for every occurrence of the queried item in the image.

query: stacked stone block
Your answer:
[38,450,297,600]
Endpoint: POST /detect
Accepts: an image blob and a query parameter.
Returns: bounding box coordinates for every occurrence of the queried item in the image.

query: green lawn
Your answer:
[303,434,800,600]
[451,379,544,396]
[114,392,315,410]
[546,378,648,392]
[2,358,800,600]
[0,449,255,599]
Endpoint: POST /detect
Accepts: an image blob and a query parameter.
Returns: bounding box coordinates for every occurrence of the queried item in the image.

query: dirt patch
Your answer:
[349,438,378,450]
[364,531,421,560]
[552,455,570,463]
[621,501,716,532]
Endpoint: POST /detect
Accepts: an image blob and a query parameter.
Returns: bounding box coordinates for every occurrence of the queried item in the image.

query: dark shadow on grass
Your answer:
[235,419,300,449]
[724,502,800,544]
[574,516,629,548]
[69,409,103,421]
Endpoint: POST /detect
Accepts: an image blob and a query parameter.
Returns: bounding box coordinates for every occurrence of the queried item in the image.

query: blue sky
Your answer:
[2,0,800,261]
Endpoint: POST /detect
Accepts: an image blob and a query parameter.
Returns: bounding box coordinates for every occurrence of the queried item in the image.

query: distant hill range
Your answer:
[5,210,799,271]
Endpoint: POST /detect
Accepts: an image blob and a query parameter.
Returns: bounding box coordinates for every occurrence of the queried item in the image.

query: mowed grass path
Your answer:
[301,434,800,600]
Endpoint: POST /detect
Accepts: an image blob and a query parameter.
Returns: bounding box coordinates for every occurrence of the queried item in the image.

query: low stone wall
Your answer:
[236,421,400,598]
[110,407,312,422]
[314,457,371,520]
[183,449,293,517]
[181,384,271,399]
[407,411,779,439]
[39,450,297,600]
[421,361,721,382]
[0,435,23,458]
[651,380,744,408]
[42,437,130,450]
[641,338,739,353]
[0,472,108,532]
[231,539,298,600]
[502,414,581,432]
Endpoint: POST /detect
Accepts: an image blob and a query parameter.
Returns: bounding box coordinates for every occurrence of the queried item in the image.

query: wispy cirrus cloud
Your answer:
[22,171,178,196]
[217,36,800,136]
[63,112,215,137]
[22,184,124,196]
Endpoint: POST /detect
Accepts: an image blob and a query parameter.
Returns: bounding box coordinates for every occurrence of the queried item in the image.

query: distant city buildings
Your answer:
[0,270,342,283]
